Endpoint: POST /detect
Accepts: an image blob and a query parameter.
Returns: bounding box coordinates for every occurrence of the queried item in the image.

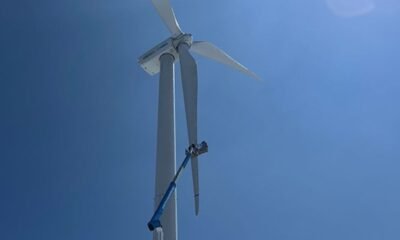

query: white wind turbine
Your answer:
[138,0,260,240]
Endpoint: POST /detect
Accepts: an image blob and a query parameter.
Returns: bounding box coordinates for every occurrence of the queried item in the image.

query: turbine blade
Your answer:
[151,0,182,36]
[191,156,199,215]
[178,43,200,215]
[191,41,261,80]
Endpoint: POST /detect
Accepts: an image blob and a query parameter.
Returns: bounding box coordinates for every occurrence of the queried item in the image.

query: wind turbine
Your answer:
[139,0,260,239]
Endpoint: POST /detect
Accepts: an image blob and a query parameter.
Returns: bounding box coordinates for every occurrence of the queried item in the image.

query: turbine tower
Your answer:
[138,1,260,240]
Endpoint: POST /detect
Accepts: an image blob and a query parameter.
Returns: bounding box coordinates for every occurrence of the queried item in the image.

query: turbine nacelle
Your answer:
[138,33,193,75]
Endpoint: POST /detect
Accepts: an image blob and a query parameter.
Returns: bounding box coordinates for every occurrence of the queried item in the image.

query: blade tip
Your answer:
[195,194,199,215]
[195,205,199,215]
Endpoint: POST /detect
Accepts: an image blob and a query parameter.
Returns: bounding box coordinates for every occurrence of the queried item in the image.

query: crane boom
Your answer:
[148,141,208,231]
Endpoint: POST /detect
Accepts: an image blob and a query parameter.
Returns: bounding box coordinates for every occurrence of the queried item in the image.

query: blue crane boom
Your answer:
[148,141,208,231]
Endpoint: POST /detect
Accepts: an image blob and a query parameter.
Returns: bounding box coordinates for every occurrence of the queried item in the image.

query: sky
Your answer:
[1,0,400,239]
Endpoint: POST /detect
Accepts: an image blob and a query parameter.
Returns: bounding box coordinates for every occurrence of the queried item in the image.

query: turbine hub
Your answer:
[173,33,193,49]
[138,34,193,76]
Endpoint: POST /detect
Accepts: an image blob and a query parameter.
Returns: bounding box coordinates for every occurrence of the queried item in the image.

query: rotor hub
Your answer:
[173,33,193,50]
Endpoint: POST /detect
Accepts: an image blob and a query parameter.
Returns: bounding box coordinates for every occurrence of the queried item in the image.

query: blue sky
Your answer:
[1,0,400,239]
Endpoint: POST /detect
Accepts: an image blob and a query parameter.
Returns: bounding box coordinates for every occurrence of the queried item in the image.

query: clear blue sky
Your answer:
[1,0,400,239]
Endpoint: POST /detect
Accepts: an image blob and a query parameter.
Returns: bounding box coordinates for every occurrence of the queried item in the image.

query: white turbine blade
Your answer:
[191,156,199,215]
[191,41,261,80]
[178,43,200,215]
[151,0,182,35]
